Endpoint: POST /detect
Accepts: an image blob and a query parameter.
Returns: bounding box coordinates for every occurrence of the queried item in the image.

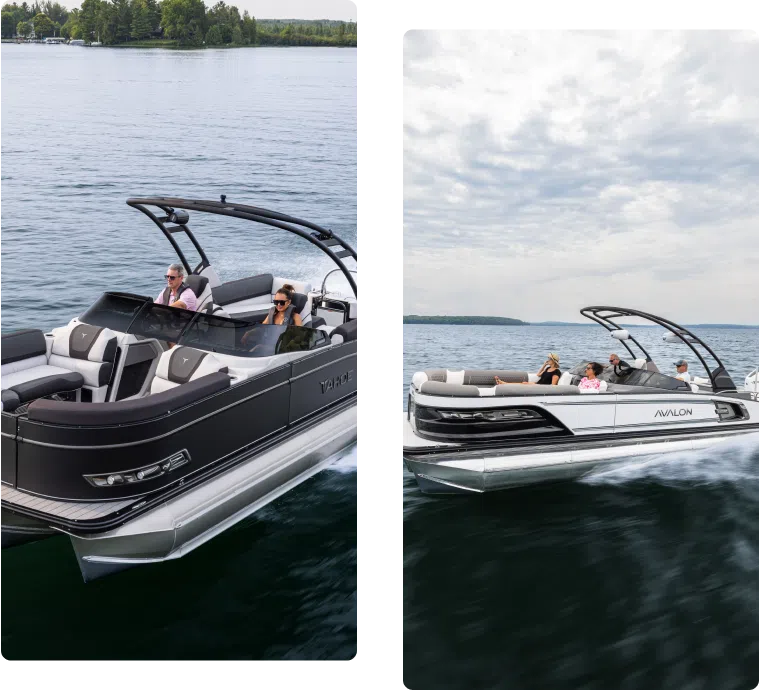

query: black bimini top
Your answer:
[127,196,357,296]
[581,306,736,393]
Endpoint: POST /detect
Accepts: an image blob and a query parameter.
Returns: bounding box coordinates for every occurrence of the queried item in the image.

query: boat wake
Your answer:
[327,443,357,474]
[581,432,759,486]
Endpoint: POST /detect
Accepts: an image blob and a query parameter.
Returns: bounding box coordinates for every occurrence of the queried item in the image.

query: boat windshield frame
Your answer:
[581,306,736,393]
[126,196,357,297]
[80,292,331,357]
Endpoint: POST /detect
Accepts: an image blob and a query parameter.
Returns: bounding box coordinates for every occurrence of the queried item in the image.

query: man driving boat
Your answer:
[155,263,197,311]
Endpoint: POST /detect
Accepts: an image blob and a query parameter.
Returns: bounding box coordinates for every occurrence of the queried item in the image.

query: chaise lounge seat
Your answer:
[1,325,118,412]
[2,330,85,411]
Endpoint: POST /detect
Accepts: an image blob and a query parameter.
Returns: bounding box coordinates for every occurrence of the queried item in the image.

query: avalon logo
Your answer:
[654,408,693,418]
[321,369,354,394]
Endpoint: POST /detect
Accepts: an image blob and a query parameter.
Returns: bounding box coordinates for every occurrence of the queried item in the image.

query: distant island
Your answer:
[403,315,528,326]
[403,316,757,329]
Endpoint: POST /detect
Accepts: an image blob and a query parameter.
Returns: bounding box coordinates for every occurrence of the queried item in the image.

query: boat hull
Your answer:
[70,403,356,581]
[403,415,759,494]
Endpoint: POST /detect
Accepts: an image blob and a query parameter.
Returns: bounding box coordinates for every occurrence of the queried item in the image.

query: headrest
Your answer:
[272,277,312,296]
[51,323,117,362]
[185,274,210,297]
[156,346,228,384]
[291,292,309,314]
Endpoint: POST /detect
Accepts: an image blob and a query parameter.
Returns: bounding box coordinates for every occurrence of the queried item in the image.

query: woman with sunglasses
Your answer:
[578,362,604,390]
[495,352,562,386]
[262,284,303,327]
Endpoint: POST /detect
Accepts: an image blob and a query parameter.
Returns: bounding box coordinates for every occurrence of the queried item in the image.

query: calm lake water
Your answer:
[1,44,356,660]
[404,324,759,690]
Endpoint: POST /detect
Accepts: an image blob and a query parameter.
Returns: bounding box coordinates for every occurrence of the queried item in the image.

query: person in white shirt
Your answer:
[674,359,691,383]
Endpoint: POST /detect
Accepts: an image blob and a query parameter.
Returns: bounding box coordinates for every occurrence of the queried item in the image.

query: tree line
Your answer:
[1,0,357,47]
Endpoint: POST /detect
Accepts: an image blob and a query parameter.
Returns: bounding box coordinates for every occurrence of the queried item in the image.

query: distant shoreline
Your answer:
[403,316,758,329]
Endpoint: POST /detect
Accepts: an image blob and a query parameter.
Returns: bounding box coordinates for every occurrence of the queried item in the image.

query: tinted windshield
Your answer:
[81,292,329,357]
[180,318,329,357]
[80,292,150,333]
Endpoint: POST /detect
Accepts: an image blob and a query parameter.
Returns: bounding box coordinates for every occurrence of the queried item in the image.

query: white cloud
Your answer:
[404,30,759,324]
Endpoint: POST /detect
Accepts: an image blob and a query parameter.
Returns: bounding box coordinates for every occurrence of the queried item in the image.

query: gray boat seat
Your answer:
[48,322,118,388]
[2,332,85,408]
[150,345,229,394]
[185,274,212,311]
[413,369,529,387]
[417,380,608,397]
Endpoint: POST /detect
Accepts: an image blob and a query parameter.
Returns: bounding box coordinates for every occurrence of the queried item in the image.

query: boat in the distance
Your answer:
[2,196,357,581]
[404,306,759,494]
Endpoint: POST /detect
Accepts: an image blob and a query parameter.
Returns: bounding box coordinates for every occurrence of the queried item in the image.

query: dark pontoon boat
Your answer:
[1,197,357,580]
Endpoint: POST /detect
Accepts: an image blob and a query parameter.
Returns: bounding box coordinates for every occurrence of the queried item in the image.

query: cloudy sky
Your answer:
[404,31,759,325]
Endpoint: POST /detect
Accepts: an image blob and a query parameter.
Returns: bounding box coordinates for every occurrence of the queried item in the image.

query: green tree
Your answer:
[40,0,66,25]
[77,0,99,41]
[2,10,15,36]
[60,7,77,38]
[16,17,29,34]
[130,0,151,39]
[241,9,254,44]
[205,22,221,45]
[32,11,55,36]
[161,0,205,45]
[231,23,241,44]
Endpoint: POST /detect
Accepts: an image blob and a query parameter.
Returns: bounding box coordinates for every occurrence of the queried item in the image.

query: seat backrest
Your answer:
[48,323,118,388]
[290,292,312,326]
[1,329,48,376]
[203,302,231,319]
[150,345,229,394]
[634,359,647,369]
[271,276,312,297]
[185,274,212,311]
[557,371,575,386]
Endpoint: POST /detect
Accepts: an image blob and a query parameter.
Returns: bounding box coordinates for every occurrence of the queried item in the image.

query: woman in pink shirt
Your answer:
[578,362,604,390]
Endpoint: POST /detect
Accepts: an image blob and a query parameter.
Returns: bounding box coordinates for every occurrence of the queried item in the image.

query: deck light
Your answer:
[84,451,191,488]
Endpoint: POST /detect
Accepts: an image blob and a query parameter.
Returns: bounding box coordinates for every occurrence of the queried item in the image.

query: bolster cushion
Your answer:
[7,372,84,403]
[1,329,47,365]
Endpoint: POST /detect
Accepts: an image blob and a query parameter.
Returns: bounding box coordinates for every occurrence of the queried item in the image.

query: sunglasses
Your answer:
[609,359,617,363]
[165,275,180,281]
[273,300,289,307]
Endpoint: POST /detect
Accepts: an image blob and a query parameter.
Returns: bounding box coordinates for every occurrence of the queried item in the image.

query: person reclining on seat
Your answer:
[495,352,561,386]
[155,263,197,311]
[578,362,604,390]
[262,283,303,327]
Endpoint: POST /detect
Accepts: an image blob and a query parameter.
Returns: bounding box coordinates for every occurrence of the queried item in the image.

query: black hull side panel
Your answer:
[8,343,357,502]
[1,413,18,486]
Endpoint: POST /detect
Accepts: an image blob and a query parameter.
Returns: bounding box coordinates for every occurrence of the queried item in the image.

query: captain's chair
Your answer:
[185,274,212,311]
[150,345,229,394]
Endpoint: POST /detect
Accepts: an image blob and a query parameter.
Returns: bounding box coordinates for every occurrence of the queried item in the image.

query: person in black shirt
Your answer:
[497,352,561,386]
[609,353,631,376]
